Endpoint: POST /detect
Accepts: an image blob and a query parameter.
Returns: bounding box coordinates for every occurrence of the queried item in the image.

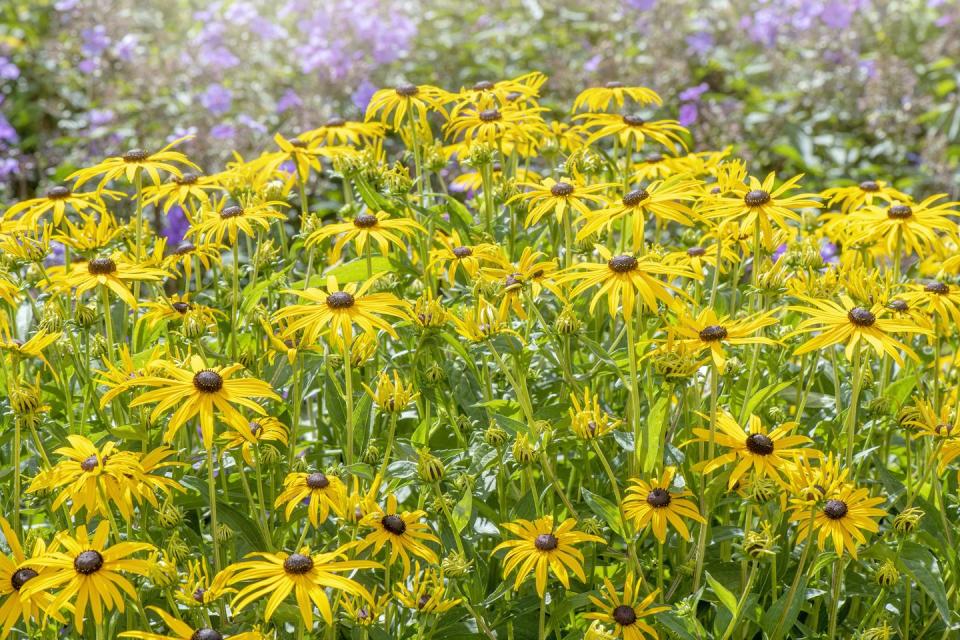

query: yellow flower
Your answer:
[428,230,504,284]
[482,246,562,320]
[161,239,223,284]
[221,416,288,467]
[0,328,59,371]
[22,521,154,633]
[820,179,910,214]
[574,113,688,151]
[188,195,288,245]
[663,240,739,277]
[789,485,886,558]
[4,185,119,226]
[846,195,959,258]
[507,174,615,227]
[300,117,385,146]
[568,388,621,440]
[119,606,263,640]
[394,568,463,614]
[364,370,418,413]
[123,354,280,449]
[227,547,380,628]
[365,83,451,130]
[173,559,234,608]
[451,296,521,343]
[274,470,347,527]
[443,103,548,147]
[51,211,123,252]
[0,516,62,637]
[900,280,960,329]
[572,83,663,112]
[272,133,328,181]
[666,307,777,371]
[492,516,603,597]
[688,412,819,488]
[139,293,223,330]
[142,171,225,214]
[584,573,670,640]
[305,210,425,259]
[53,254,168,308]
[622,467,705,543]
[68,135,199,189]
[357,494,440,577]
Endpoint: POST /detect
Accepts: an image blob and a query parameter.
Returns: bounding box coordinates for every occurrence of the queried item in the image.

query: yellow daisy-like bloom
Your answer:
[451,74,544,117]
[22,521,154,633]
[0,517,62,638]
[482,246,563,320]
[272,132,329,182]
[173,559,234,609]
[300,117,385,146]
[161,239,223,286]
[274,274,410,349]
[364,370,418,413]
[789,485,886,558]
[667,307,777,371]
[68,135,199,189]
[507,175,615,227]
[428,230,504,284]
[787,295,931,365]
[221,416,288,467]
[443,103,548,147]
[847,195,959,258]
[124,354,281,449]
[140,293,222,330]
[0,328,59,371]
[142,171,225,214]
[786,454,852,502]
[4,185,117,226]
[341,586,390,627]
[27,435,146,521]
[450,163,540,193]
[622,467,705,543]
[450,295,521,343]
[820,179,909,214]
[574,113,688,151]
[492,516,604,597]
[119,606,262,640]
[365,83,451,130]
[52,211,123,253]
[357,494,440,577]
[556,246,693,319]
[274,470,347,527]
[689,412,818,488]
[54,254,167,308]
[572,82,663,112]
[569,388,621,440]
[545,120,585,154]
[188,196,288,245]
[701,172,821,249]
[663,241,740,277]
[584,573,670,640]
[900,280,960,329]
[394,568,463,614]
[305,210,425,259]
[576,178,703,251]
[227,547,380,628]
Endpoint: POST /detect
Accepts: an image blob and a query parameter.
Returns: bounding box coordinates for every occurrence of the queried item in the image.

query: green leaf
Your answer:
[706,571,738,615]
[442,194,475,226]
[760,577,808,640]
[643,395,669,473]
[322,256,394,283]
[451,489,472,535]
[581,488,623,537]
[743,380,792,417]
[900,541,950,623]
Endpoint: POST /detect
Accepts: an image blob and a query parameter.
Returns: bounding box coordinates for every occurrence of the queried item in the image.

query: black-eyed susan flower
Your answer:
[161,240,223,286]
[341,586,391,627]
[572,83,663,112]
[221,416,288,467]
[820,180,909,214]
[575,113,688,151]
[452,75,544,116]
[450,295,521,343]
[787,295,931,365]
[584,573,670,640]
[492,516,603,597]
[364,370,418,413]
[357,494,440,577]
[52,211,123,253]
[365,83,451,130]
[274,470,347,527]
[173,559,234,609]
[507,174,615,228]
[689,412,818,488]
[569,388,621,440]
[444,103,548,147]
[0,328,59,371]
[119,606,263,640]
[666,307,777,371]
[663,240,739,277]
[142,172,225,215]
[22,521,154,633]
[622,467,704,543]
[54,254,168,308]
[394,568,463,614]
[901,280,960,328]
[789,485,886,558]
[274,274,409,349]
[847,195,959,259]
[4,185,118,226]
[482,247,563,319]
[227,547,380,628]
[68,136,199,189]
[305,210,425,259]
[188,195,288,245]
[300,117,386,147]
[124,354,280,449]
[140,294,222,330]
[556,246,693,319]
[0,516,61,637]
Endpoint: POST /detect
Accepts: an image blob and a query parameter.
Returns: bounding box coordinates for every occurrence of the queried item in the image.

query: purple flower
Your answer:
[624,0,656,9]
[773,243,788,262]
[820,240,839,264]
[224,1,258,24]
[351,80,377,111]
[0,57,19,81]
[237,114,267,134]
[200,83,233,116]
[210,123,236,140]
[114,34,139,62]
[88,109,115,127]
[78,58,98,74]
[685,31,714,57]
[54,0,78,10]
[0,113,17,144]
[0,157,18,179]
[678,103,699,126]
[81,26,110,57]
[679,82,709,103]
[583,53,602,74]
[163,206,190,245]
[276,89,302,114]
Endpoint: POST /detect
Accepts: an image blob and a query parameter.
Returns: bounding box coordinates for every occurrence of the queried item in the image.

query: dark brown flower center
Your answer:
[74,550,104,575]
[80,455,99,472]
[220,205,244,219]
[473,80,495,91]
[823,499,848,520]
[698,325,728,342]
[395,84,419,97]
[935,423,953,436]
[353,214,379,228]
[479,109,502,122]
[325,117,346,127]
[646,488,672,508]
[550,182,575,197]
[612,604,638,626]
[47,185,71,199]
[622,114,645,127]
[847,307,876,327]
[283,553,314,574]
[534,533,559,551]
[306,472,330,489]
[175,172,200,185]
[887,205,912,219]
[11,567,38,591]
[745,433,775,456]
[608,255,638,273]
[326,291,355,309]
[687,246,706,257]
[887,299,909,312]
[859,180,880,192]
[193,587,206,603]
[622,188,649,207]
[452,246,472,258]
[646,154,664,164]
[87,257,117,275]
[192,370,224,393]
[172,301,191,314]
[122,149,150,163]
[290,138,307,148]
[174,241,196,255]
[382,514,407,535]
[418,594,431,608]
[744,190,771,207]
[249,421,262,436]
[925,282,950,295]
[191,630,223,640]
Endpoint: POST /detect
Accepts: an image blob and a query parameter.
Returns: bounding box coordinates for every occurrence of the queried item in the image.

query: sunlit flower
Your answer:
[305,210,425,259]
[357,494,440,577]
[573,83,663,112]
[68,136,199,189]
[584,573,670,640]
[622,467,704,543]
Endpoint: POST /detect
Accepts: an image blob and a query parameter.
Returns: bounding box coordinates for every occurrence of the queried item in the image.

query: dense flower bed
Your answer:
[1,27,959,640]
